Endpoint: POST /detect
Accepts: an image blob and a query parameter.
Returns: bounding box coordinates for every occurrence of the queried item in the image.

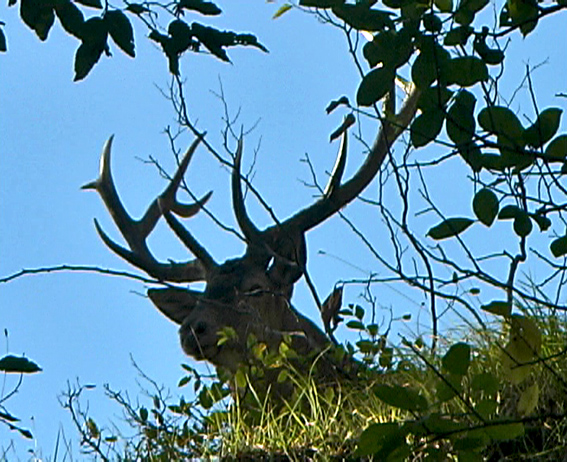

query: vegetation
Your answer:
[1,0,567,460]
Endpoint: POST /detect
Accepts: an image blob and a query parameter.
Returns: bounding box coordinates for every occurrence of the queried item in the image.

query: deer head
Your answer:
[83,89,419,371]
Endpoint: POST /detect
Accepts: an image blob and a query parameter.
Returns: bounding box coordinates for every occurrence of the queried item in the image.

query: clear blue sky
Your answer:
[1,1,566,458]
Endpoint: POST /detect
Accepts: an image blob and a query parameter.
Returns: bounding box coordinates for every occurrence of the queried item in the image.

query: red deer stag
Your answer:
[83,88,419,375]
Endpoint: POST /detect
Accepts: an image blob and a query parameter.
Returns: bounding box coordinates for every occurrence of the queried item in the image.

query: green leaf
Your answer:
[363,28,412,69]
[550,235,567,258]
[422,13,442,32]
[507,0,538,36]
[105,10,135,57]
[346,320,365,330]
[410,108,445,147]
[374,384,428,411]
[20,0,55,41]
[471,372,499,394]
[55,0,85,39]
[446,56,488,87]
[444,25,473,46]
[481,300,511,316]
[478,106,524,139]
[427,217,474,240]
[446,89,476,145]
[485,422,524,440]
[434,0,453,12]
[277,369,289,383]
[273,3,293,19]
[523,108,562,148]
[356,67,395,107]
[356,422,404,457]
[517,383,539,416]
[177,0,221,15]
[442,342,471,376]
[544,134,567,162]
[0,355,41,373]
[473,188,499,226]
[75,0,102,9]
[332,4,394,31]
[411,42,451,89]
[0,27,6,52]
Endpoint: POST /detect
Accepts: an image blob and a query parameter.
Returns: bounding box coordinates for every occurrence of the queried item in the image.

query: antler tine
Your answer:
[83,136,211,282]
[232,136,265,247]
[273,86,421,234]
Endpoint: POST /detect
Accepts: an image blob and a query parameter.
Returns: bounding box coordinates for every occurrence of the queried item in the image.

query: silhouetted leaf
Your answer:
[446,56,488,87]
[478,106,524,139]
[550,235,567,257]
[105,10,135,57]
[75,0,102,9]
[544,134,567,162]
[74,40,104,81]
[417,85,453,112]
[444,25,473,46]
[410,108,445,147]
[481,300,511,316]
[177,0,221,15]
[20,0,55,41]
[363,27,412,69]
[530,213,551,232]
[411,41,451,89]
[523,108,562,148]
[326,95,349,114]
[300,0,343,6]
[0,355,42,373]
[513,212,532,237]
[55,0,85,39]
[442,342,471,376]
[446,89,476,144]
[356,67,395,106]
[498,204,522,220]
[473,188,498,226]
[332,4,394,31]
[427,217,474,240]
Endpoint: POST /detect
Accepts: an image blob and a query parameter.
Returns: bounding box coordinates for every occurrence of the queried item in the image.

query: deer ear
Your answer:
[148,287,200,325]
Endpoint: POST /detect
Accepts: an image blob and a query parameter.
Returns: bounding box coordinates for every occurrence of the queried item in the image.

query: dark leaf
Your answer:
[125,3,151,14]
[417,85,453,112]
[442,342,471,376]
[356,66,395,107]
[105,10,135,57]
[478,106,524,139]
[473,188,498,226]
[498,204,522,220]
[20,0,55,41]
[177,0,222,16]
[74,40,105,81]
[300,0,343,6]
[320,286,343,334]
[422,13,442,32]
[550,235,567,258]
[444,25,473,46]
[513,212,532,237]
[329,113,355,142]
[434,0,453,12]
[523,108,562,148]
[411,42,451,89]
[427,217,474,240]
[0,355,42,373]
[363,27,412,69]
[486,422,524,440]
[355,422,406,457]
[410,108,445,147]
[530,213,551,232]
[326,95,349,114]
[544,134,567,162]
[481,300,511,316]
[446,56,488,87]
[446,89,476,145]
[55,0,85,39]
[332,4,394,31]
[75,0,102,9]
[374,384,428,411]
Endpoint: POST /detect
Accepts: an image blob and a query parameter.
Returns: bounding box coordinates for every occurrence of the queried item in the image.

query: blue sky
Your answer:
[1,1,566,458]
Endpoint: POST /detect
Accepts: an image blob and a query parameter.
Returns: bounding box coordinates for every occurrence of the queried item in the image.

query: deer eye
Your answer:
[193,322,207,335]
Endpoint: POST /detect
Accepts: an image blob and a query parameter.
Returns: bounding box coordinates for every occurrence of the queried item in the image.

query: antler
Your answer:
[83,135,216,282]
[232,86,420,269]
